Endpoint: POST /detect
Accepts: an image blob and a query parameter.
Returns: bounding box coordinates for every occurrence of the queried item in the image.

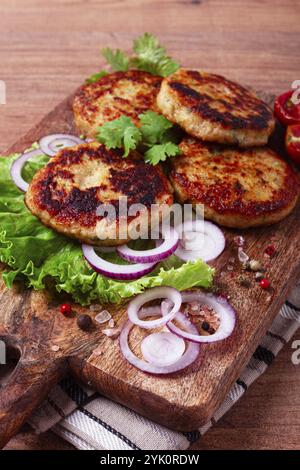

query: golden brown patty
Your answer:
[25,142,173,245]
[73,70,162,138]
[157,69,275,147]
[169,138,299,228]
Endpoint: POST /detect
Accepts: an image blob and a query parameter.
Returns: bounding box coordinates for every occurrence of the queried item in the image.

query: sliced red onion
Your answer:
[82,244,157,280]
[117,227,179,263]
[39,134,85,157]
[139,305,170,332]
[175,220,225,263]
[127,286,182,329]
[141,332,185,367]
[10,148,46,192]
[119,310,200,374]
[164,291,236,343]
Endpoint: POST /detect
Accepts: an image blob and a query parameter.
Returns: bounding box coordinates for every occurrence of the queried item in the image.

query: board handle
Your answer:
[0,343,66,449]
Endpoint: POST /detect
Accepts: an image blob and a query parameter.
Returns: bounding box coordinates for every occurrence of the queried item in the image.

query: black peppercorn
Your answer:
[77,314,93,331]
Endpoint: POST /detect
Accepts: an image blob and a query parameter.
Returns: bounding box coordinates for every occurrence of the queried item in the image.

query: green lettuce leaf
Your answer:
[0,151,214,305]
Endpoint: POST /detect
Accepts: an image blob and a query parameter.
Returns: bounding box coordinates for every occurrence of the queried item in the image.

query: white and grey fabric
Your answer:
[29,283,300,450]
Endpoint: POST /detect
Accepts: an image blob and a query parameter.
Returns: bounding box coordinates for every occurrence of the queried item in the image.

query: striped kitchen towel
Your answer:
[29,284,300,450]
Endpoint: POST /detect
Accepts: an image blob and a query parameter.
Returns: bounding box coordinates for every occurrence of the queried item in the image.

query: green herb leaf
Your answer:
[132,33,180,77]
[97,116,142,157]
[102,48,130,72]
[97,111,180,163]
[133,33,165,61]
[131,56,180,77]
[86,70,108,84]
[139,111,173,146]
[144,142,180,165]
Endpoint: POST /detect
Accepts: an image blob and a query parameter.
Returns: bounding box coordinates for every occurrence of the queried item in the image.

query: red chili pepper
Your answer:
[259,278,270,290]
[264,244,276,257]
[274,90,300,126]
[285,124,300,166]
[60,303,72,316]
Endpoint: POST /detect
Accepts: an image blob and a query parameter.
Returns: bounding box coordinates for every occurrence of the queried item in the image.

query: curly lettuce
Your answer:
[0,151,214,305]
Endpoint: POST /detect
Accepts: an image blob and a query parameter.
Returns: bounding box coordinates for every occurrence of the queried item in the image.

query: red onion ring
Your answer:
[175,220,225,263]
[119,309,200,374]
[82,244,157,280]
[10,148,46,192]
[39,134,85,157]
[127,286,182,329]
[141,332,185,367]
[117,227,179,263]
[164,291,236,343]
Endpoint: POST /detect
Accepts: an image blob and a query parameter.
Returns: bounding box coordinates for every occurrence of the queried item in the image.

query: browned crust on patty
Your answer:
[73,70,162,138]
[169,138,299,228]
[157,69,275,147]
[25,142,173,245]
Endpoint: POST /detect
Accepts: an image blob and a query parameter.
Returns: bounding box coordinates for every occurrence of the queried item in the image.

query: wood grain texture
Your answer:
[4,340,299,451]
[0,0,299,451]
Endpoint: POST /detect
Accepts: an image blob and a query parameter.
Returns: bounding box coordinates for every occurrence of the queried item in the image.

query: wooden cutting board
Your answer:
[0,89,299,449]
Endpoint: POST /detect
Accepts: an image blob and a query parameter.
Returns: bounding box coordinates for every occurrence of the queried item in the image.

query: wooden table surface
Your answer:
[0,0,299,450]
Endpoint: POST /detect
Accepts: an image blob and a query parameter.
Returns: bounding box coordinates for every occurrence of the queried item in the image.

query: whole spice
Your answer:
[60,303,72,316]
[249,259,263,272]
[259,278,270,290]
[185,303,220,334]
[264,244,276,257]
[77,314,93,331]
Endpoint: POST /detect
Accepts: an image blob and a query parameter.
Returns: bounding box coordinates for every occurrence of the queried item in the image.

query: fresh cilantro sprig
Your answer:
[97,111,180,165]
[144,142,180,165]
[139,110,173,145]
[86,33,179,82]
[97,116,142,157]
[102,48,130,72]
[131,33,180,77]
